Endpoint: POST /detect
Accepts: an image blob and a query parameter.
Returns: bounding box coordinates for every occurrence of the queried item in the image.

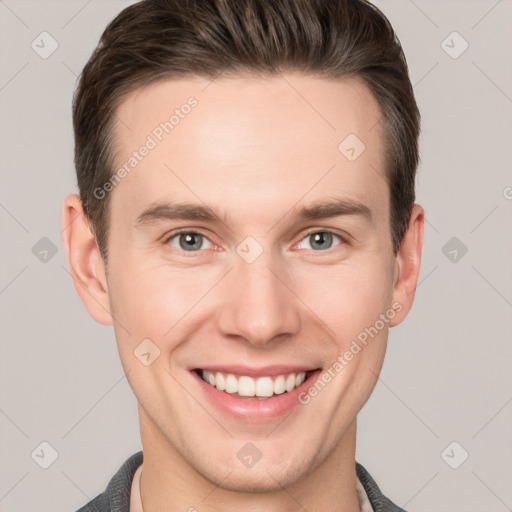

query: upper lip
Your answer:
[191,365,320,378]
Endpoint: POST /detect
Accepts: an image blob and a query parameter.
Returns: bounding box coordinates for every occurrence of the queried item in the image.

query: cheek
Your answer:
[107,265,203,399]
[108,260,219,345]
[293,257,393,343]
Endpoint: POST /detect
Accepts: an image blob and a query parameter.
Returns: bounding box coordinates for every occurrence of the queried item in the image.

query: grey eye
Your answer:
[168,232,213,251]
[298,231,342,251]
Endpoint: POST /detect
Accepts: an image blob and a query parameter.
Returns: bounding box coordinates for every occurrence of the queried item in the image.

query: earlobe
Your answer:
[61,194,113,326]
[389,203,425,327]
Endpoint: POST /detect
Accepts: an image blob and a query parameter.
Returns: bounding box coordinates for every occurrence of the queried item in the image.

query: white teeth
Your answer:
[215,372,225,391]
[285,373,296,392]
[238,376,255,397]
[255,377,274,397]
[200,370,308,397]
[225,374,238,393]
[273,375,286,394]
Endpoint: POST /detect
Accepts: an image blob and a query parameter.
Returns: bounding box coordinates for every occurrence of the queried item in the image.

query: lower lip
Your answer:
[191,369,322,422]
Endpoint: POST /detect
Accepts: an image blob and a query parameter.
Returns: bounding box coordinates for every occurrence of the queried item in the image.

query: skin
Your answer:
[62,73,424,512]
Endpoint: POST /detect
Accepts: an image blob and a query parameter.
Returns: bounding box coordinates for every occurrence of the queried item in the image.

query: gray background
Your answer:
[0,0,511,511]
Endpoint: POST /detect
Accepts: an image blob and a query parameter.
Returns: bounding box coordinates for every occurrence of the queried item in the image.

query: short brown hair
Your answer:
[73,0,420,261]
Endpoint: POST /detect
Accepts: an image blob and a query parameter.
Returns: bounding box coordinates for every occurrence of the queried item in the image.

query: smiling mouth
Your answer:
[193,368,319,399]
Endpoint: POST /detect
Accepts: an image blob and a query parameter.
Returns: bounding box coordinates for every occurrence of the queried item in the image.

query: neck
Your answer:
[137,405,361,512]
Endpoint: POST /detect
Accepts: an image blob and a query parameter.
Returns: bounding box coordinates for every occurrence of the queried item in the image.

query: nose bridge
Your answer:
[215,249,301,346]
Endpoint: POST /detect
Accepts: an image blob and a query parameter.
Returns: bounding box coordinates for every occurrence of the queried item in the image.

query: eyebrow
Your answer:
[135,197,373,228]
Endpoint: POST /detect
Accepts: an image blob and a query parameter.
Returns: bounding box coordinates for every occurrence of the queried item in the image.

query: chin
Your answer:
[191,450,314,494]
[212,465,307,493]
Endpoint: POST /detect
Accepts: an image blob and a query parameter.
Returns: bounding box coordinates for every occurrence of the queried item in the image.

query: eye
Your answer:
[165,231,214,252]
[296,230,344,251]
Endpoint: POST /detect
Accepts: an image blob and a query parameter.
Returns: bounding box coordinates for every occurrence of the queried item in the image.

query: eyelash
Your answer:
[162,228,349,255]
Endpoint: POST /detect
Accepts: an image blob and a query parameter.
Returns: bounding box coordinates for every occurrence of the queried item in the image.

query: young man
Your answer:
[62,0,423,510]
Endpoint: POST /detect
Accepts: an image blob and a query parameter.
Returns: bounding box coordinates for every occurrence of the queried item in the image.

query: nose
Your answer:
[215,254,301,347]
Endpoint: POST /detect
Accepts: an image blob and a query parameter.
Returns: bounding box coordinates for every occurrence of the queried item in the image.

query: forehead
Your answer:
[109,73,387,228]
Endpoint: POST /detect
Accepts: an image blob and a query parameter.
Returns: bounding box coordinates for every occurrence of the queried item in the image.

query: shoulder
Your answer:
[74,451,144,512]
[356,462,409,512]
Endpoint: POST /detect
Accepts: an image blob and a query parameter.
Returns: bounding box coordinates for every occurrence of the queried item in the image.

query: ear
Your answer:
[389,203,424,327]
[61,194,113,325]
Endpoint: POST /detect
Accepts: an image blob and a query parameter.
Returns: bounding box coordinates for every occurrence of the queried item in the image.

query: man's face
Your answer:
[103,74,404,490]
